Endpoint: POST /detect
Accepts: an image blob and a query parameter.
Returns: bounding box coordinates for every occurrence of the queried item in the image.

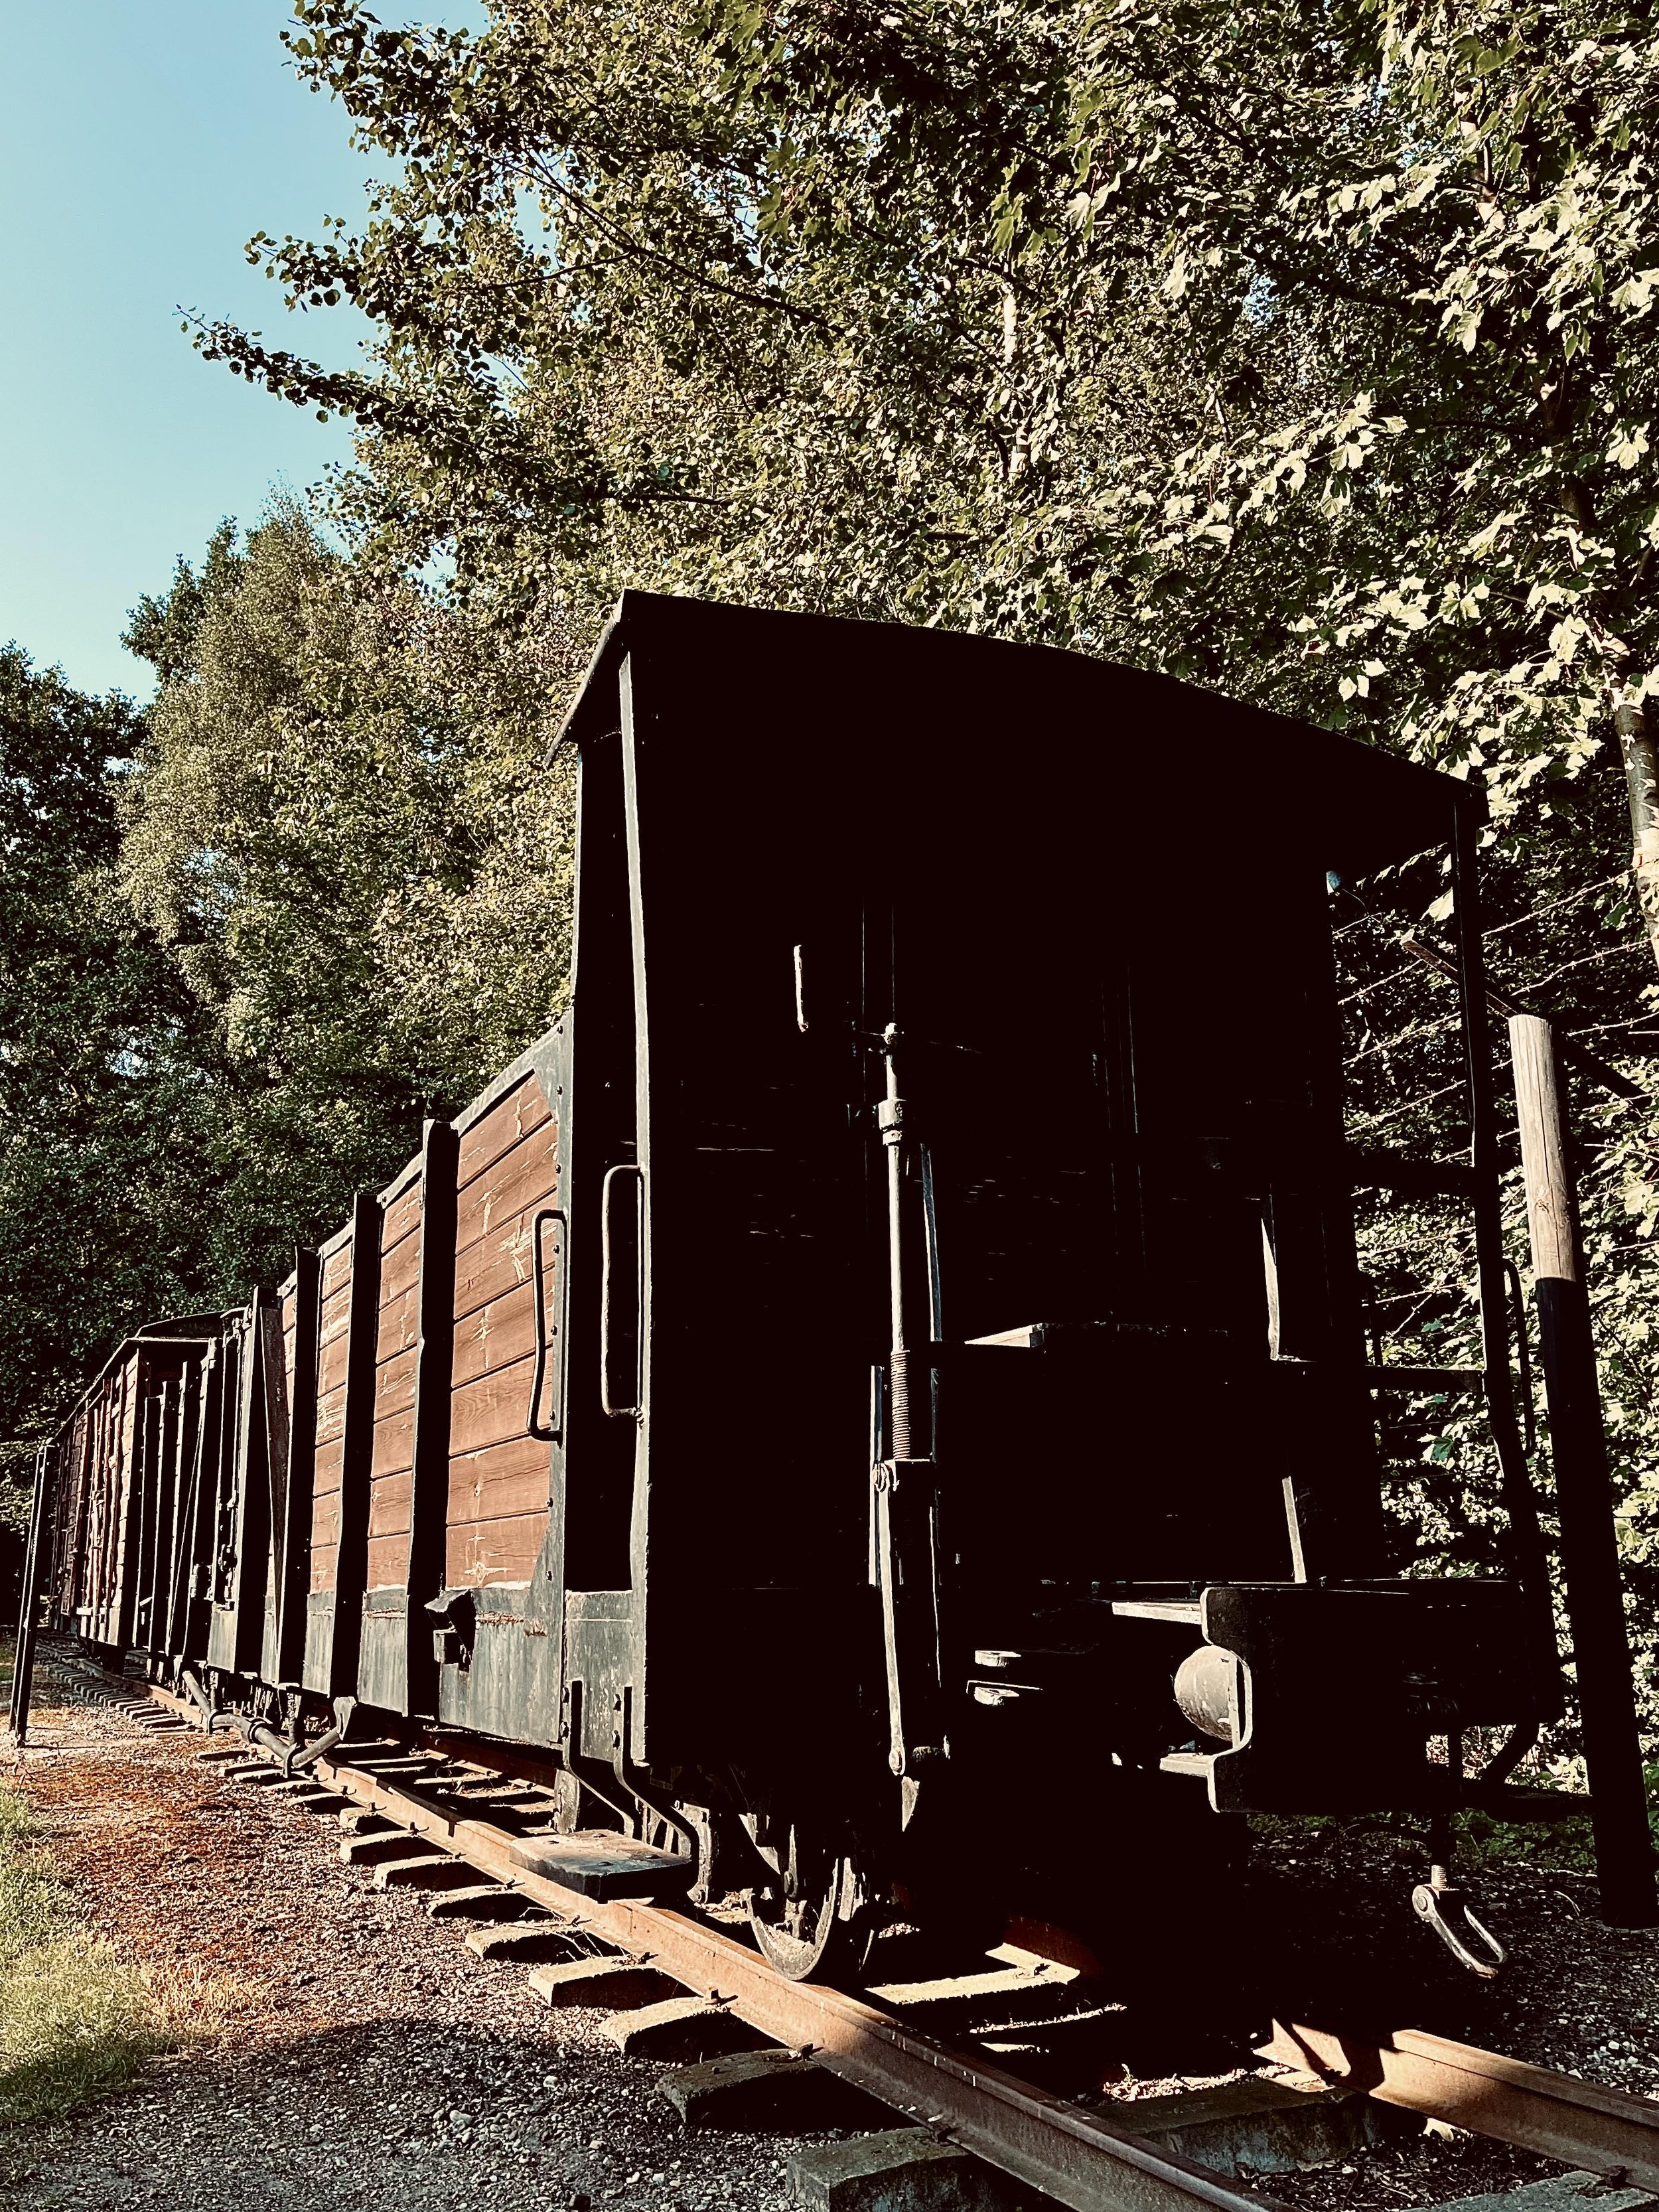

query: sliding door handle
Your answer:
[600,1165,644,1419]
[528,1208,567,1443]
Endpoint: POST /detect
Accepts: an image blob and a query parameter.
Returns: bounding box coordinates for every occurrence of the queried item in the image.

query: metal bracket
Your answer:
[425,1587,476,1672]
[872,1459,946,1791]
[528,1208,567,1442]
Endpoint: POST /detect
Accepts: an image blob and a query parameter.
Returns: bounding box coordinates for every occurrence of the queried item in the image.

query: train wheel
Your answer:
[747,1832,875,1985]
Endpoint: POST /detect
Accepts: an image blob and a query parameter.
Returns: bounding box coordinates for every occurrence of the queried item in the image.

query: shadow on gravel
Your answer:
[7,2012,812,2212]
[981,1809,1528,2105]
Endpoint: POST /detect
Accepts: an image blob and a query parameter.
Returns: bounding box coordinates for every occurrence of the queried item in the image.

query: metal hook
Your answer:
[1413,1866,1506,1978]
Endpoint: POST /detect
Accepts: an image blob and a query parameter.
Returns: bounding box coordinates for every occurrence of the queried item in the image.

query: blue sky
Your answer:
[1,2,483,700]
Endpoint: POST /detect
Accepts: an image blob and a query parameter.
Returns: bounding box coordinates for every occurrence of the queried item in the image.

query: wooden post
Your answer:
[1510,1014,1657,1925]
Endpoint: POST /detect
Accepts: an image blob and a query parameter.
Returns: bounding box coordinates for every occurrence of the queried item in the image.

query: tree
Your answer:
[0,648,218,1515]
[186,7,1656,916]
[119,500,579,1288]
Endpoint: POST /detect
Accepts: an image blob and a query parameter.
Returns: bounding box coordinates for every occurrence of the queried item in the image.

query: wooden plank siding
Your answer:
[309,1232,354,1595]
[445,1072,559,1590]
[320,1193,386,1700]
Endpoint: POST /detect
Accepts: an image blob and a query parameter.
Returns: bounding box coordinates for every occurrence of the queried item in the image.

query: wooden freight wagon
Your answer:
[21,591,1601,1980]
[37,1321,220,1666]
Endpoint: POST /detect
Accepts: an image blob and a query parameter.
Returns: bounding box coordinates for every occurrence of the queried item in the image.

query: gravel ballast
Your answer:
[1,1685,826,2211]
[3,1674,1656,2212]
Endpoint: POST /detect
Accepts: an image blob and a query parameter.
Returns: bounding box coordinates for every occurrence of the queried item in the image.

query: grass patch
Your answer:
[0,1783,166,2128]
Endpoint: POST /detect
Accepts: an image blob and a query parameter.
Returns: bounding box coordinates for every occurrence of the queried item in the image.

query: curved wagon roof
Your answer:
[554,589,1475,883]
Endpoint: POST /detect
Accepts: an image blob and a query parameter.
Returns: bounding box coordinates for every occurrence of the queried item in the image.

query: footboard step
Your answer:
[657,2051,891,2134]
[788,2128,1024,2211]
[508,1830,696,1903]
[528,1957,681,2009]
[603,1996,774,2063]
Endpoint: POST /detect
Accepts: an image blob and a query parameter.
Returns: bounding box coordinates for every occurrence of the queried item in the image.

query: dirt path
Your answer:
[1,1689,810,2212]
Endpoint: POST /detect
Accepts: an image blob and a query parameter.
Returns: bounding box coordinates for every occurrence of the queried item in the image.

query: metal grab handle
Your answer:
[600,1165,644,1419]
[528,1208,567,1443]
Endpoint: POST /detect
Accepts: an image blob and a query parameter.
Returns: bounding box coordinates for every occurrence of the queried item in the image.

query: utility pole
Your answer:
[1510,1014,1657,1925]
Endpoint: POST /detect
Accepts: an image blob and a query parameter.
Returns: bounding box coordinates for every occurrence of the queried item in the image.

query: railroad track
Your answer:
[46,1668,1659,2212]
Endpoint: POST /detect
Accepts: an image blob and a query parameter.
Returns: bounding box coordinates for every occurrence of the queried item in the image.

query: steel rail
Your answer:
[123,1676,1659,2206]
[317,1747,1290,2212]
[1261,2021,1659,2193]
[119,1672,1279,2212]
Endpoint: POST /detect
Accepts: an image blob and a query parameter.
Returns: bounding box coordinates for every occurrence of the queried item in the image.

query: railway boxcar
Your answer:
[17,593,1574,1982]
[38,1320,222,1664]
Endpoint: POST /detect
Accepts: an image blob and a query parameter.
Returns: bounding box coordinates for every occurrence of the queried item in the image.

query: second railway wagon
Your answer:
[21,591,1563,1980]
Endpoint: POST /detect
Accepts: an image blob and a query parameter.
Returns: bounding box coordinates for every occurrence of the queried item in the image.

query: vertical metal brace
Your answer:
[879,1027,914,1459]
[169,1341,218,1659]
[276,1249,323,1688]
[872,1025,946,1795]
[8,1443,50,1744]
[406,1120,461,1717]
[872,1459,945,1789]
[330,1192,384,1702]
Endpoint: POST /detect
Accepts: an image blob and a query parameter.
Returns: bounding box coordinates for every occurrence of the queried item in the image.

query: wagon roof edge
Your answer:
[548,589,1479,879]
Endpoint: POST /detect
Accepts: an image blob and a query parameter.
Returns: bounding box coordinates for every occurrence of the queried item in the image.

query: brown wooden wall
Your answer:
[309,1235,354,1595]
[446,1070,558,1589]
